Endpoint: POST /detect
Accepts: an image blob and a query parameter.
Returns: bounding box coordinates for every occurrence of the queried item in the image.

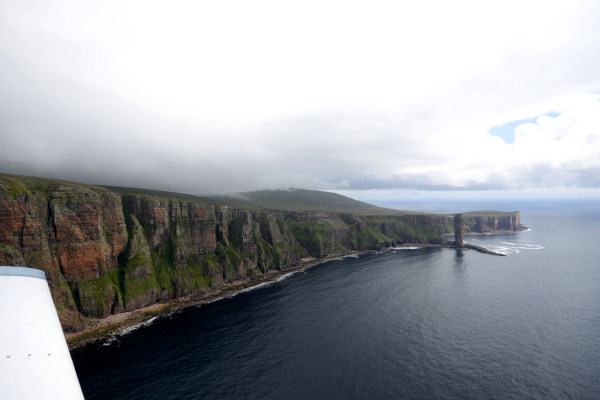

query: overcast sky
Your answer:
[1,0,600,199]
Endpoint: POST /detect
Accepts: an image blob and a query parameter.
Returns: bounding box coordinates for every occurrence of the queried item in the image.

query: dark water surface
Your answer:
[72,211,600,399]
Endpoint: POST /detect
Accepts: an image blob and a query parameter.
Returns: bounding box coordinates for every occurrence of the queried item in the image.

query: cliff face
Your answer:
[0,180,127,330]
[462,213,521,233]
[0,176,521,332]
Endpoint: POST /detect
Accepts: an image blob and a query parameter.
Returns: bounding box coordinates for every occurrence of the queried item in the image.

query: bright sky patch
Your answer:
[489,112,561,144]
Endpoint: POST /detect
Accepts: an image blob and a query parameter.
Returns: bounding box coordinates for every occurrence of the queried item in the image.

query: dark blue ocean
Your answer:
[72,201,600,399]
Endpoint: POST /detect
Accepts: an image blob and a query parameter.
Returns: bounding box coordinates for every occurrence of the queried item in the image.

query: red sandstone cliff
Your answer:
[0,174,522,333]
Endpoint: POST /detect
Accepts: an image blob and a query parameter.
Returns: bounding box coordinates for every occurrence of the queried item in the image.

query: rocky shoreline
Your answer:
[66,251,360,349]
[66,241,505,350]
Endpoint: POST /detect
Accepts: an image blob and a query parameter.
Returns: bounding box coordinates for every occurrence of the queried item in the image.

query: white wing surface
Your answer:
[0,266,84,399]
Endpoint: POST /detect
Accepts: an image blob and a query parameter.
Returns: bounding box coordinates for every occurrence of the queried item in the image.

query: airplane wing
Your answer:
[0,266,85,399]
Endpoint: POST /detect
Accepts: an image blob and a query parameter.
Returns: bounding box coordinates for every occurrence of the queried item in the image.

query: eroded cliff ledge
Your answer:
[0,175,522,332]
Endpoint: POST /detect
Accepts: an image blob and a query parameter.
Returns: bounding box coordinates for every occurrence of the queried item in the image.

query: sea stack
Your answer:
[454,213,464,248]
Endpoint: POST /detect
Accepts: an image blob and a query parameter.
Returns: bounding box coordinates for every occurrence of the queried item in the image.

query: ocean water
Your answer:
[72,203,600,399]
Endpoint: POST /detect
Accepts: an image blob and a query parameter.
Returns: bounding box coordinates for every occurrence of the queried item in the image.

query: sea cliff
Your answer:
[0,174,522,334]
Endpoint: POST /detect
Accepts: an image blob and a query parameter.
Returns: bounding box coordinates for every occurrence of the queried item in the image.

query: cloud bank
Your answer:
[1,0,599,195]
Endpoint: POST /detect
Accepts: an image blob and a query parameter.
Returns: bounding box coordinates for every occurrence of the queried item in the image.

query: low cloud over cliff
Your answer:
[1,1,600,196]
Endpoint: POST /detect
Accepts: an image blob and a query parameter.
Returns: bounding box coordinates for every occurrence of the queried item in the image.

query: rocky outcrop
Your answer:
[0,175,522,333]
[454,214,464,248]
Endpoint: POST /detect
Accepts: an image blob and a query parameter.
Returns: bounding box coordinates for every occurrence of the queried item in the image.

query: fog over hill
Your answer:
[1,1,600,199]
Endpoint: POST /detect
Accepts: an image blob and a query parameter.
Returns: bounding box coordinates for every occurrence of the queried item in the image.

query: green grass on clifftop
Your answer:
[0,173,110,198]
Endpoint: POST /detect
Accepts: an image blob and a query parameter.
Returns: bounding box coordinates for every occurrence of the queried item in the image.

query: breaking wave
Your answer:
[227,270,306,299]
[468,238,544,256]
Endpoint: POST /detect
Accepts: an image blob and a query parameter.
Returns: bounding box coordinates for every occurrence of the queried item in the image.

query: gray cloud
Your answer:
[1,1,600,196]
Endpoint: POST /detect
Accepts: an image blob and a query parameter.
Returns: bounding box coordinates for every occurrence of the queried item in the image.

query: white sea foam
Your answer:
[491,249,510,256]
[275,270,303,282]
[487,241,543,255]
[101,336,118,347]
[229,281,273,298]
[391,246,422,250]
[517,244,543,250]
[329,254,361,262]
[226,271,305,299]
[101,315,162,346]
[119,316,159,336]
[207,296,225,304]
